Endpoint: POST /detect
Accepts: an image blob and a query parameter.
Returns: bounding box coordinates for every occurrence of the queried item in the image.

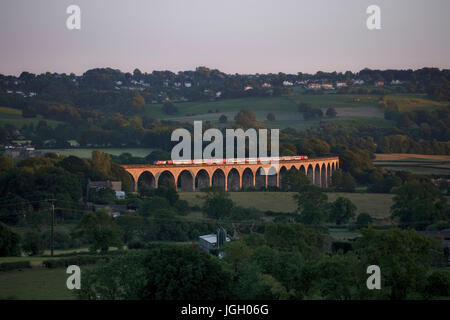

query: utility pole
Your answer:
[50,199,55,257]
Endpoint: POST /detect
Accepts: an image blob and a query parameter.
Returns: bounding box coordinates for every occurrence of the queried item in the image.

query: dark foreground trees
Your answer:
[78,246,231,300]
[0,222,21,257]
[75,224,449,300]
[355,227,445,300]
[391,182,449,230]
[73,210,123,253]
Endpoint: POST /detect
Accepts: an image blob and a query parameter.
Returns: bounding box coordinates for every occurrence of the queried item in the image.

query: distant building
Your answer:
[115,191,126,200]
[282,81,293,86]
[321,83,334,90]
[262,82,271,88]
[353,79,365,85]
[198,228,230,253]
[244,86,253,91]
[86,180,122,198]
[335,82,347,88]
[375,81,384,86]
[308,83,321,89]
[391,80,402,85]
[87,180,122,191]
[4,145,41,159]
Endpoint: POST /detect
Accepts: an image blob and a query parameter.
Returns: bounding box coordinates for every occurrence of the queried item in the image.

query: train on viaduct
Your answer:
[122,156,339,192]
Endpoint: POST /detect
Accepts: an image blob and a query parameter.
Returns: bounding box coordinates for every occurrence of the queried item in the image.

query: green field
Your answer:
[179,191,394,220]
[383,95,449,112]
[142,93,444,130]
[0,266,89,300]
[1,93,445,132]
[37,148,155,158]
[0,106,64,128]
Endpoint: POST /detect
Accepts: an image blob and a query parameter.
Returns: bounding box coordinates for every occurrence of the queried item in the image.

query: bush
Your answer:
[0,222,21,257]
[127,238,145,249]
[426,269,450,297]
[267,112,276,121]
[355,213,373,229]
[0,261,31,272]
[162,101,178,115]
[41,230,80,250]
[331,241,353,253]
[174,200,189,216]
[22,231,45,256]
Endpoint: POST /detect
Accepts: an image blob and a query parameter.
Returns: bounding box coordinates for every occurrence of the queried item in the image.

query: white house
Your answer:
[321,84,334,90]
[308,83,321,89]
[198,233,230,253]
[115,191,126,200]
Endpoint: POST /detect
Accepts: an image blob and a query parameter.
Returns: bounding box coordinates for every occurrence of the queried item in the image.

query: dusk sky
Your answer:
[0,0,449,76]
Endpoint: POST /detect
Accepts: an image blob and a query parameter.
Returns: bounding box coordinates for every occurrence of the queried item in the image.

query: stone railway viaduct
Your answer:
[122,156,339,192]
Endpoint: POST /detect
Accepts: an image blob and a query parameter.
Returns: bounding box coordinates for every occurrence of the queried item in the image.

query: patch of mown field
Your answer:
[0,106,64,128]
[179,192,393,219]
[374,153,450,162]
[0,266,91,300]
[328,228,361,241]
[374,153,450,176]
[37,148,155,158]
[384,95,448,112]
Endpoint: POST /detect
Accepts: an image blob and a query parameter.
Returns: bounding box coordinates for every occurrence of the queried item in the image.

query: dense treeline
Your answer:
[0,151,133,225]
[76,225,450,300]
[0,67,449,143]
[2,67,449,109]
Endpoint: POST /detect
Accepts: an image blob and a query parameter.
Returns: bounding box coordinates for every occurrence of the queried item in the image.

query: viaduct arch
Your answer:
[123,156,339,192]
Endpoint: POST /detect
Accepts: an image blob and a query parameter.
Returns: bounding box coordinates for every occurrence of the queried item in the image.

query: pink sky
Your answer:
[0,0,449,75]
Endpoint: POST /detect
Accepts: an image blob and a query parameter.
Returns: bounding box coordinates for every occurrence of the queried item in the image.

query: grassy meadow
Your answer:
[0,267,79,300]
[0,106,64,128]
[179,191,394,220]
[142,93,444,130]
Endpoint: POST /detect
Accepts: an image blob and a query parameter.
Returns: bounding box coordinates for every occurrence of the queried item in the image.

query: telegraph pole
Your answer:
[50,199,55,257]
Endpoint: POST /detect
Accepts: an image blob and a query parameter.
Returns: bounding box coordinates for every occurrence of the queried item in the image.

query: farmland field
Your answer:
[373,153,450,176]
[383,95,448,112]
[143,93,442,130]
[179,191,394,220]
[0,106,64,128]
